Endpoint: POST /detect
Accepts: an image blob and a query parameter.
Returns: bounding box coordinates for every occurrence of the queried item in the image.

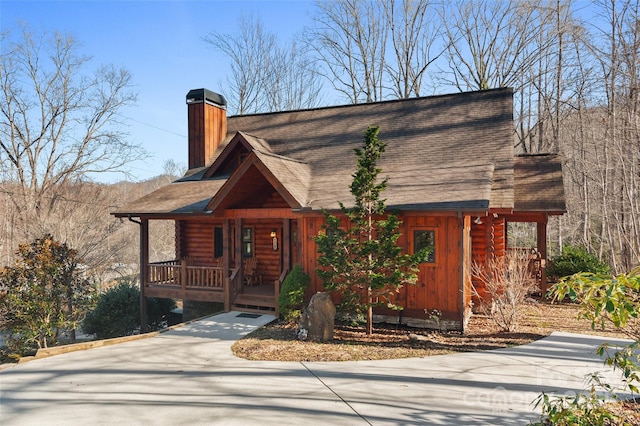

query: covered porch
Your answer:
[136,213,298,322]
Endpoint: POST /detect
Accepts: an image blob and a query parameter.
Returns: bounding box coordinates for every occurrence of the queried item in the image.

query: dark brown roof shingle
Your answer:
[113,88,565,217]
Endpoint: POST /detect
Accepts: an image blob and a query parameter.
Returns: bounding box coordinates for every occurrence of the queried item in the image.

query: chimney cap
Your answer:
[186,88,227,108]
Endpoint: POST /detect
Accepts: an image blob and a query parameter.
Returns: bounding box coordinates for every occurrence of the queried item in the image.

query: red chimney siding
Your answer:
[187,100,227,169]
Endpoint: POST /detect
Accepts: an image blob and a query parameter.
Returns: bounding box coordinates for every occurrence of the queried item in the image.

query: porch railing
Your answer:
[274,267,289,318]
[147,259,228,290]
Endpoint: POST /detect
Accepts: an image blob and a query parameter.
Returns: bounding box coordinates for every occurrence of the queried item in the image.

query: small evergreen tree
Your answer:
[277,264,311,322]
[315,126,421,334]
[0,234,95,354]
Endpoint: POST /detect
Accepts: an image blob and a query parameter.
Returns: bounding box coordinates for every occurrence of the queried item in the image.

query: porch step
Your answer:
[232,304,276,315]
[232,293,276,314]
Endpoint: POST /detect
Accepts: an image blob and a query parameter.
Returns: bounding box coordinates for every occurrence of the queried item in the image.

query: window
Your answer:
[213,227,223,258]
[241,227,253,258]
[414,230,435,263]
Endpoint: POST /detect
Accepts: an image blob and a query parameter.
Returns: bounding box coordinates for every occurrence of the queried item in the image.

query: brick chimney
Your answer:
[186,88,227,169]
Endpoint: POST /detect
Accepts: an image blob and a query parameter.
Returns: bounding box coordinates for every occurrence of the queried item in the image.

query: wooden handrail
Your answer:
[148,259,180,266]
[274,268,289,318]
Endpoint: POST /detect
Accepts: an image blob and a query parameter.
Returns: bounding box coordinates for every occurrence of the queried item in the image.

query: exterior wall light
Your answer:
[271,229,278,251]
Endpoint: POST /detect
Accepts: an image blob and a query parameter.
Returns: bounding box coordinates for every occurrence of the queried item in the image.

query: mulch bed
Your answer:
[232,300,631,362]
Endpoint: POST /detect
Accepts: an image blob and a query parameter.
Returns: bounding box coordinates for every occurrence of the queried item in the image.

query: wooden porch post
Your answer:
[139,218,149,333]
[282,218,291,273]
[235,218,243,284]
[223,219,231,311]
[485,215,495,262]
[537,217,548,298]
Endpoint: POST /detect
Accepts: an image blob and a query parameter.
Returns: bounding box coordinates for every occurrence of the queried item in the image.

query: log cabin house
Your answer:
[112,87,565,331]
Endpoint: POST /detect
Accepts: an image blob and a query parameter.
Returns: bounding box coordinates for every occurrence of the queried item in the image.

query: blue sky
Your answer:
[1,0,316,182]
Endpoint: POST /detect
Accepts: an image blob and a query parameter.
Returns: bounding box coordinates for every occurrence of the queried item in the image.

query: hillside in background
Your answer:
[0,174,178,283]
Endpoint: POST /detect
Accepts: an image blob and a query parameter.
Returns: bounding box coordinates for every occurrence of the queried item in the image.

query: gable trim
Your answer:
[203,131,272,179]
[205,152,305,212]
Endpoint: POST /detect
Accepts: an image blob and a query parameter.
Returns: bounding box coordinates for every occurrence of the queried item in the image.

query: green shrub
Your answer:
[278,265,310,322]
[0,235,96,355]
[546,245,610,281]
[82,280,175,339]
[147,296,178,327]
[532,374,619,426]
[534,268,640,424]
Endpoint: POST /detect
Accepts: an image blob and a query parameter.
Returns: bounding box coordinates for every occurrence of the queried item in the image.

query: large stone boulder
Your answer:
[297,292,335,342]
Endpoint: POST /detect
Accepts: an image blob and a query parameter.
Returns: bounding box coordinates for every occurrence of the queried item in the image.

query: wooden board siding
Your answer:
[187,100,226,169]
[302,216,323,298]
[402,215,462,320]
[262,190,290,209]
[462,215,473,323]
[302,213,463,321]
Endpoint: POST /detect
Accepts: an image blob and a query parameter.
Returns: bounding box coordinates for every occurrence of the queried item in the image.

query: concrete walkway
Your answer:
[0,312,632,425]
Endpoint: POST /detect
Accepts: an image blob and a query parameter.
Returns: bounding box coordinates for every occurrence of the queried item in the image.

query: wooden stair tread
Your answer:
[234,294,275,305]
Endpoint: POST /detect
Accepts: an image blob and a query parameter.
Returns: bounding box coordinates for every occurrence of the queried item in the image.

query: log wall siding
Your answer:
[179,221,215,265]
[251,220,284,284]
[462,215,473,321]
[178,219,285,285]
[470,216,506,301]
[494,217,506,258]
[262,190,289,209]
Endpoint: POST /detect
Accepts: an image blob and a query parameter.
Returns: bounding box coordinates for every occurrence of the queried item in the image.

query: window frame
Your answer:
[213,226,223,259]
[412,228,436,264]
[241,227,254,258]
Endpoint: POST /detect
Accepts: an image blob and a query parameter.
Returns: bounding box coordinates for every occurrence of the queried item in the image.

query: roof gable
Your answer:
[206,150,310,212]
[203,131,273,178]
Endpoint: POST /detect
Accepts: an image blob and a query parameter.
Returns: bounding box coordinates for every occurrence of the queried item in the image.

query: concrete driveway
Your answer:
[0,312,632,425]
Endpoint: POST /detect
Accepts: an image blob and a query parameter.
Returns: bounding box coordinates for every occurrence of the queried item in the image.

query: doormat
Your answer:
[236,313,262,319]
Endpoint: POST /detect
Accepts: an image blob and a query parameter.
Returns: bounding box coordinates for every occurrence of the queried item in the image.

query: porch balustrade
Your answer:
[147,259,228,290]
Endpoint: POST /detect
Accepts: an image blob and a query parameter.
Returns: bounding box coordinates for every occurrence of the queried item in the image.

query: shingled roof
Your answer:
[113,88,564,217]
[514,154,566,213]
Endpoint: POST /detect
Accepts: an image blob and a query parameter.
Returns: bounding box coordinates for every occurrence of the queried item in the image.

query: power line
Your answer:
[123,115,187,138]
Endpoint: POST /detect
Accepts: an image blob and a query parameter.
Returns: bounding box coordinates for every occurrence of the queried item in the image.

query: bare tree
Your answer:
[204,14,323,114]
[265,41,324,112]
[308,0,388,103]
[0,25,144,270]
[471,250,538,332]
[204,14,276,114]
[440,0,548,91]
[557,0,640,272]
[383,0,444,98]
[589,0,640,271]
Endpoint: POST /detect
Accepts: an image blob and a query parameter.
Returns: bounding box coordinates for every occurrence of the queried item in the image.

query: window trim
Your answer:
[411,228,436,265]
[241,226,254,258]
[213,226,223,259]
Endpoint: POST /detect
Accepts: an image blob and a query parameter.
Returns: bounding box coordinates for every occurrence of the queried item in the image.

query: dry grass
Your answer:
[232,299,632,362]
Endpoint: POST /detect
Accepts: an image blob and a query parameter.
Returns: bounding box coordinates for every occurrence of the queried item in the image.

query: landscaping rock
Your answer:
[297,292,335,342]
